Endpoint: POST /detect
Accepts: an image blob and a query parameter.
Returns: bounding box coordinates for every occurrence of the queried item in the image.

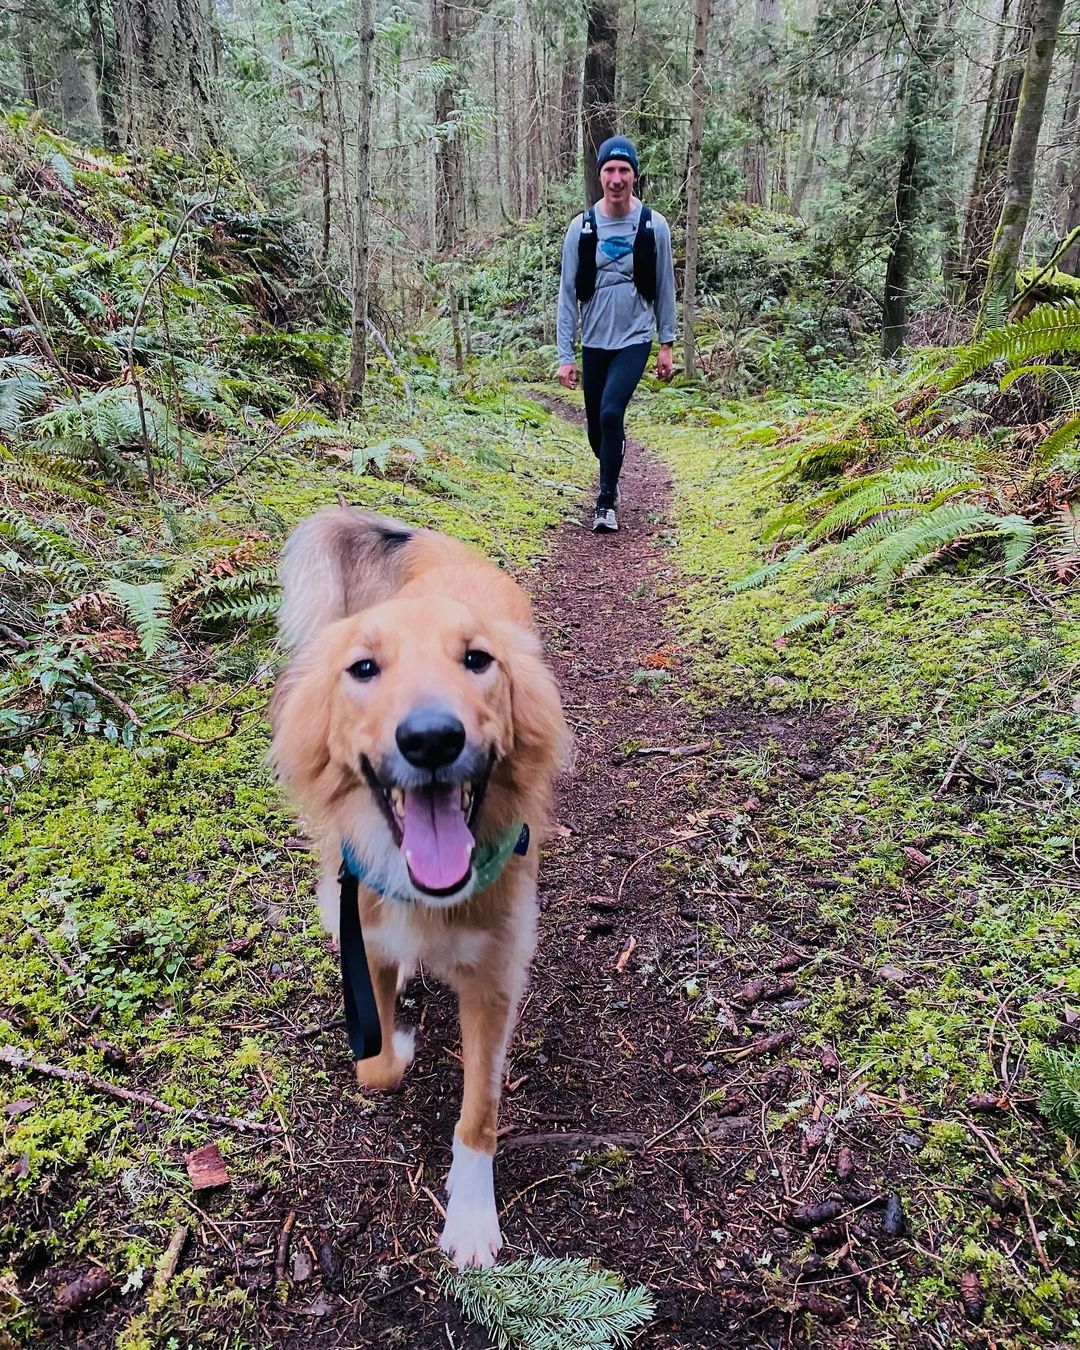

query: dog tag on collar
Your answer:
[514,824,530,856]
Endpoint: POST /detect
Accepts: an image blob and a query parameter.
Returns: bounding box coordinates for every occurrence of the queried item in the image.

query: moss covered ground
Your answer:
[636,384,1080,1346]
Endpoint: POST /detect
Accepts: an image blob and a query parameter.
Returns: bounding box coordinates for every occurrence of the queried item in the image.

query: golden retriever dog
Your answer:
[270,508,569,1267]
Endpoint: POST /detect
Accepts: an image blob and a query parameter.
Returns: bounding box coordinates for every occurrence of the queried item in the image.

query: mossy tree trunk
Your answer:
[976,0,1068,334]
[85,0,121,148]
[959,0,1034,304]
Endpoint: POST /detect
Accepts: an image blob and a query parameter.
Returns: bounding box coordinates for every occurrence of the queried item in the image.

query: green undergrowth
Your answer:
[639,384,1080,1344]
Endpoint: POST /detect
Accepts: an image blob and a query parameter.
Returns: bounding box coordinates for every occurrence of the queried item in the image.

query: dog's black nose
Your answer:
[396,706,466,770]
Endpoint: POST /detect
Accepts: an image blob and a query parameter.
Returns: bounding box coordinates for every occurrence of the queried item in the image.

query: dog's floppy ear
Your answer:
[277,508,416,651]
[495,621,571,786]
[268,645,334,794]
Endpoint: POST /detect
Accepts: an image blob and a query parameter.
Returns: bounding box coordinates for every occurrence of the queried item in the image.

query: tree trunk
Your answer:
[960,0,1034,303]
[431,0,464,249]
[582,0,618,206]
[977,0,1068,331]
[314,47,332,264]
[114,0,218,147]
[882,2,939,358]
[559,46,579,176]
[1051,34,1080,207]
[349,0,376,398]
[742,0,778,208]
[683,0,709,377]
[16,15,41,109]
[86,0,121,146]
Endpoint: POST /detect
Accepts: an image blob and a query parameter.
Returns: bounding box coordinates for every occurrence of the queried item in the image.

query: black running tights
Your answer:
[581,342,651,509]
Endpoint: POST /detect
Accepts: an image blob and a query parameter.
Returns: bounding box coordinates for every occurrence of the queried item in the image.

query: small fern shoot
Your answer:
[106,580,171,656]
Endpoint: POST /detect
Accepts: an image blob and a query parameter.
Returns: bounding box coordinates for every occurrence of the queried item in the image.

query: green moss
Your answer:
[636,383,1080,1343]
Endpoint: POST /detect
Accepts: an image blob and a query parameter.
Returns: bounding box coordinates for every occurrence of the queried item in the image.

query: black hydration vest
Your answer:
[575,204,657,304]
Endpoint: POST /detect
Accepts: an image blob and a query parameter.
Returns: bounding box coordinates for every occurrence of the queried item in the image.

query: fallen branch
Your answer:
[0,1044,281,1135]
[275,1211,297,1282]
[630,740,712,758]
[153,1225,189,1292]
[500,1131,645,1152]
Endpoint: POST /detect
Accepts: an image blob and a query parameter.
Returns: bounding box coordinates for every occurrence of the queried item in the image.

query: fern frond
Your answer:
[1051,501,1080,571]
[861,503,991,579]
[941,301,1080,390]
[730,544,807,593]
[992,514,1037,575]
[1035,415,1080,467]
[106,580,171,656]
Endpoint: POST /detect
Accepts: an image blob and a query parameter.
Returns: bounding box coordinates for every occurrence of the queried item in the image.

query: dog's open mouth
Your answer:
[363,759,484,896]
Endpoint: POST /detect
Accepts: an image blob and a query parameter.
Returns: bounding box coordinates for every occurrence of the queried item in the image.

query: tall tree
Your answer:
[959,0,1034,303]
[85,0,120,147]
[349,0,376,397]
[114,0,218,147]
[742,0,779,207]
[882,1,939,358]
[977,0,1068,332]
[582,0,617,206]
[683,0,709,377]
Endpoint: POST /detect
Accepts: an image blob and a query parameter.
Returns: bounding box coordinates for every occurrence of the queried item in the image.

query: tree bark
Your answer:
[683,0,709,377]
[976,0,1068,332]
[742,0,778,208]
[960,0,1034,303]
[114,0,218,147]
[882,2,938,358]
[559,45,579,176]
[582,0,618,206]
[86,0,121,146]
[349,0,375,397]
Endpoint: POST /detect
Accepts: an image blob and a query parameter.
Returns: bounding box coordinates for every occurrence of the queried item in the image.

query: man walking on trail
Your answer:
[557,135,677,534]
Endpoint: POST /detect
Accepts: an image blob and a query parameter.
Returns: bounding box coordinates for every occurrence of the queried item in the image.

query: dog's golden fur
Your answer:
[269,508,569,1267]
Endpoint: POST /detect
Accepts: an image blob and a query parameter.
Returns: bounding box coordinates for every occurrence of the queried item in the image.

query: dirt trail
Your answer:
[202,418,897,1348]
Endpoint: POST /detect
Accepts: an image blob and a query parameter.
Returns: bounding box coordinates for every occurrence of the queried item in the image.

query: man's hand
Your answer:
[657,344,674,381]
[558,362,578,390]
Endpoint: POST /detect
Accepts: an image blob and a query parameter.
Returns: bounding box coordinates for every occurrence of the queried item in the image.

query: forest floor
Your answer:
[3,386,1077,1350]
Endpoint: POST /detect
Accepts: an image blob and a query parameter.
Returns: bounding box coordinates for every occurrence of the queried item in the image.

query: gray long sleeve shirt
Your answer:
[556,201,677,364]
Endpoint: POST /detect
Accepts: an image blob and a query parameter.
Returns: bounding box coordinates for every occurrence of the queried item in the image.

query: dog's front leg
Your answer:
[354,955,415,1091]
[440,975,517,1269]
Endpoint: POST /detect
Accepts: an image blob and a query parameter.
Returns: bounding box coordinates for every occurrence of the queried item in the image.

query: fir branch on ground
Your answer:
[440,1257,656,1350]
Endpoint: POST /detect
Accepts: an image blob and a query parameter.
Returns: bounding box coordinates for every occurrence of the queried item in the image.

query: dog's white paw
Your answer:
[355,1027,415,1092]
[440,1138,502,1269]
[393,1027,415,1066]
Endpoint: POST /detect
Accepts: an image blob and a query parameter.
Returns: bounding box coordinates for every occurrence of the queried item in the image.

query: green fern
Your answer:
[106,580,171,656]
[441,1256,655,1350]
[729,543,808,594]
[805,460,977,543]
[861,502,992,579]
[941,300,1080,391]
[1034,414,1080,468]
[1052,501,1080,571]
[0,357,52,434]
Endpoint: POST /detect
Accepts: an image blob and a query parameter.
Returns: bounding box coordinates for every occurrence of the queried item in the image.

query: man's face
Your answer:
[600,160,634,200]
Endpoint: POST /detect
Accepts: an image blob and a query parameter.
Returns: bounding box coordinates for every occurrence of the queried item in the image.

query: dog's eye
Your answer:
[464,649,494,673]
[348,658,380,681]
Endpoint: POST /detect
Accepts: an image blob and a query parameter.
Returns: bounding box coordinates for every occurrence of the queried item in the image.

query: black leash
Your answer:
[338,862,382,1061]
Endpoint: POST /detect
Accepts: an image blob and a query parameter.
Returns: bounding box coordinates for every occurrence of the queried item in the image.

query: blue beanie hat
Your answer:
[596,136,639,175]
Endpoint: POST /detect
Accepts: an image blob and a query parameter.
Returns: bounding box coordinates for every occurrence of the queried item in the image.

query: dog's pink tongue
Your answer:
[402,785,474,892]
